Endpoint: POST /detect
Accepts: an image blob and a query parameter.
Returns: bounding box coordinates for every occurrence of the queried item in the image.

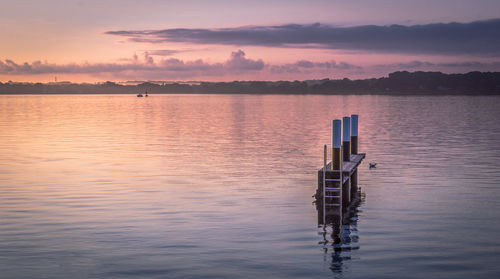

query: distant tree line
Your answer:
[1,71,499,95]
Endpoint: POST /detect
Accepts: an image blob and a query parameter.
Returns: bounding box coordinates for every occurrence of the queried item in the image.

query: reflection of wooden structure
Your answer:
[318,191,364,273]
[315,115,365,225]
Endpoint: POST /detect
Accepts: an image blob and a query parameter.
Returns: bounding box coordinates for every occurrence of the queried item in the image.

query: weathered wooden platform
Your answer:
[318,153,365,183]
[316,153,365,224]
[320,154,365,173]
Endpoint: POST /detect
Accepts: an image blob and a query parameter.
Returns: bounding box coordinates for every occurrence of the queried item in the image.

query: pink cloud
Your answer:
[0,50,358,80]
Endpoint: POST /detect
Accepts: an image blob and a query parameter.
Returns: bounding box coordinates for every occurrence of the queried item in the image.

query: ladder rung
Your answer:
[325,203,341,206]
[325,179,341,181]
[325,195,340,198]
[325,187,340,191]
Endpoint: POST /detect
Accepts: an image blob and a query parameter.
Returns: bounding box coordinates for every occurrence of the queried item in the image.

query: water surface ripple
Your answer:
[1,94,500,278]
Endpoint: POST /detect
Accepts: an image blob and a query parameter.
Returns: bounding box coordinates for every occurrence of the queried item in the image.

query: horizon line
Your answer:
[2,69,497,85]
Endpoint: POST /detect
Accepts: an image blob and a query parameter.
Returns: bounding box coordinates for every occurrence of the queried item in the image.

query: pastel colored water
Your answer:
[1,94,499,278]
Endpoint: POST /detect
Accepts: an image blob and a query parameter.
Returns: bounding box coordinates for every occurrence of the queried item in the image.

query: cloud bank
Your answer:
[2,50,499,80]
[0,50,262,76]
[0,50,356,79]
[106,19,500,56]
[372,60,500,74]
[270,60,361,74]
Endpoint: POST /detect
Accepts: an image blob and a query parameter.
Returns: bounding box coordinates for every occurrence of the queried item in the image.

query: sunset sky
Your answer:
[1,0,500,82]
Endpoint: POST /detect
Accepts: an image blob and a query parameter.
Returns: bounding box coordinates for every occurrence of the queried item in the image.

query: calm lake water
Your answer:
[1,94,500,278]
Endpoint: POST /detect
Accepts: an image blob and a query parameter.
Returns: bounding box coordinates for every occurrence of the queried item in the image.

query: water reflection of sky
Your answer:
[1,95,500,278]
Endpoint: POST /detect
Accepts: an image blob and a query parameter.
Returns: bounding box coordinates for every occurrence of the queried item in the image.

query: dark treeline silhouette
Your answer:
[1,71,499,95]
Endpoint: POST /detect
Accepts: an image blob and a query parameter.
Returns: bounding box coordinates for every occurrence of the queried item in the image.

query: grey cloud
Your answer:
[146,49,199,56]
[389,61,436,69]
[296,60,314,68]
[0,50,264,77]
[439,61,495,67]
[225,50,264,70]
[106,19,500,56]
[143,52,154,64]
[0,59,150,74]
[372,60,500,72]
[148,49,179,56]
[270,60,361,74]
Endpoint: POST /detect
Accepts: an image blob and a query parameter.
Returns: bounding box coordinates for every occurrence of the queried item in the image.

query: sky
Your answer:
[1,0,500,82]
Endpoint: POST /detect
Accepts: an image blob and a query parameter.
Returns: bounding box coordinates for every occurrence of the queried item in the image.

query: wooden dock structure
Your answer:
[315,115,365,225]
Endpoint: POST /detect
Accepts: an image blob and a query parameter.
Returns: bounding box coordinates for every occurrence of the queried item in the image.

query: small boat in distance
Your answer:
[137,91,148,97]
[369,162,377,169]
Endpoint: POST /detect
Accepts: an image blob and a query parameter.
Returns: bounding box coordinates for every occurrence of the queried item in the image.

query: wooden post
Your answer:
[323,144,327,171]
[342,117,351,162]
[351,169,358,197]
[332,120,342,170]
[351,114,358,155]
[342,177,350,209]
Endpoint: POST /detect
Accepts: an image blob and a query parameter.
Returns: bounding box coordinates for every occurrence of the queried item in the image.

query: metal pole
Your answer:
[342,116,351,162]
[323,144,327,170]
[332,120,342,170]
[351,114,358,154]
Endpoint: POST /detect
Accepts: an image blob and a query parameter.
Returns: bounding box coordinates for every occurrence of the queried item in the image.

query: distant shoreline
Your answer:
[1,70,499,95]
[1,92,499,96]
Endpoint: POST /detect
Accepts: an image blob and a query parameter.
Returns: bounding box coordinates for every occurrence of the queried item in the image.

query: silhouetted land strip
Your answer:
[1,71,499,95]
